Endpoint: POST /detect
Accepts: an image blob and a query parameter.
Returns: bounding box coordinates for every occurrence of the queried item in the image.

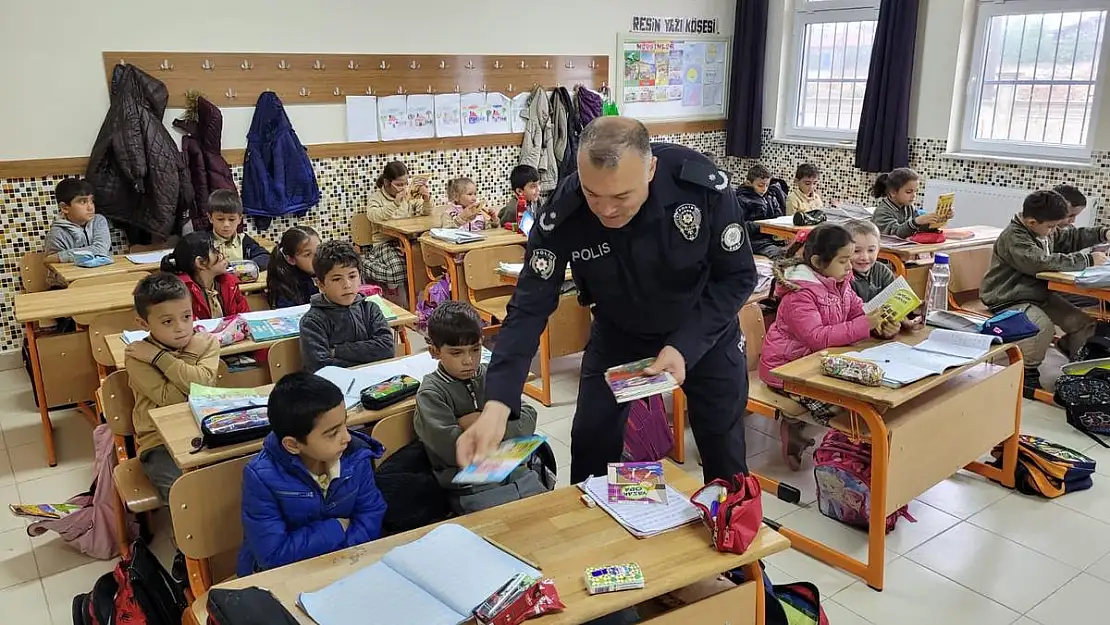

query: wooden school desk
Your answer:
[768,328,1022,590]
[373,215,438,311]
[48,255,163,285]
[1038,270,1110,303]
[188,462,791,625]
[419,229,528,301]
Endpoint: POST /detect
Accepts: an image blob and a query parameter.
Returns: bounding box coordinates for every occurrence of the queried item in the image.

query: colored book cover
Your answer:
[188,384,269,433]
[862,276,922,323]
[246,314,303,342]
[604,358,677,404]
[452,435,546,485]
[606,462,668,504]
[10,503,82,520]
[367,294,399,320]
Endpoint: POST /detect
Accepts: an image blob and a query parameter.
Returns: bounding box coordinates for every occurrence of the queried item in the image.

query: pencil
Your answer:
[482,536,542,570]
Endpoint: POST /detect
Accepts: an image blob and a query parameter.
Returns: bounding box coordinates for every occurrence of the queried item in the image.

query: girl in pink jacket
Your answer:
[759,224,896,469]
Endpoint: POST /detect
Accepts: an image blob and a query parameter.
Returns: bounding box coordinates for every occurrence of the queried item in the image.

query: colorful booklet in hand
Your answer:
[862,276,922,323]
[452,435,546,485]
[607,461,668,504]
[10,503,81,519]
[366,294,398,321]
[604,358,678,404]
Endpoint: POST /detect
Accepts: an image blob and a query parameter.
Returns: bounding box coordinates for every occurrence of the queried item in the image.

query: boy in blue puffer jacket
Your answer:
[238,372,387,575]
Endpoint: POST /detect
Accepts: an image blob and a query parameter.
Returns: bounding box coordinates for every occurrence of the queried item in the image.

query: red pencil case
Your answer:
[908,231,945,244]
[689,474,763,554]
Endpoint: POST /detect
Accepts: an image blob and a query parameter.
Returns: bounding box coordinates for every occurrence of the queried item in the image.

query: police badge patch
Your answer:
[673,204,702,241]
[530,249,557,280]
[721,223,745,252]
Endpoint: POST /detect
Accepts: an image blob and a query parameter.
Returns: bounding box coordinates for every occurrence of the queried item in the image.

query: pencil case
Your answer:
[227,260,259,283]
[197,405,270,449]
[689,474,763,554]
[360,375,420,410]
[584,563,645,595]
[820,353,884,387]
[209,314,249,347]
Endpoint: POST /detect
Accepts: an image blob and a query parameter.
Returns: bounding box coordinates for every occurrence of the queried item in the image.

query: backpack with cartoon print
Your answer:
[813,431,914,533]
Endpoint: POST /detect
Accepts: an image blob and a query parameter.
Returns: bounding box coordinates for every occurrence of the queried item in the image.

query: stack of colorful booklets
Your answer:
[604,358,678,404]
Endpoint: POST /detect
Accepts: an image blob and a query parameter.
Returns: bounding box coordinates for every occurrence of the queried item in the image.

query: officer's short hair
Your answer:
[579,117,651,168]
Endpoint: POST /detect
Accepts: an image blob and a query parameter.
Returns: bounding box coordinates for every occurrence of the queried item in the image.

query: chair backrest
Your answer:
[351,213,375,248]
[169,454,252,561]
[20,252,50,293]
[947,247,993,296]
[89,310,140,369]
[267,337,303,384]
[420,239,448,271]
[102,369,137,437]
[245,292,269,312]
[463,245,525,293]
[738,303,765,372]
[370,412,416,468]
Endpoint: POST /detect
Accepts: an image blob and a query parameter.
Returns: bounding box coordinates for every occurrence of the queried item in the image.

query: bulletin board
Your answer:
[617,34,730,121]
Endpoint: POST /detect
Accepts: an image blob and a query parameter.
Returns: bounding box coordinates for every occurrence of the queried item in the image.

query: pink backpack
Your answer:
[27,424,136,560]
[417,275,452,330]
[622,395,674,462]
[813,430,914,533]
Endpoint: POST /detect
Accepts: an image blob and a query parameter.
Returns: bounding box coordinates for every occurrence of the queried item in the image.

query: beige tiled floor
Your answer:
[3,358,1110,624]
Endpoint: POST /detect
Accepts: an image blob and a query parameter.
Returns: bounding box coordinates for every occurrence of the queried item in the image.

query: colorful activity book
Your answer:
[241,304,310,342]
[10,503,81,519]
[187,384,269,435]
[862,276,922,323]
[604,358,678,404]
[607,461,668,504]
[452,435,546,485]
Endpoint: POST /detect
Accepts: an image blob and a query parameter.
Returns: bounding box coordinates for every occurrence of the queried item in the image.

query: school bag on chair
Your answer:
[813,430,914,533]
[622,394,674,462]
[72,540,186,625]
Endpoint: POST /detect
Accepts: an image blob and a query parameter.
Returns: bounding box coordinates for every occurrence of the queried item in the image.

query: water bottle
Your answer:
[927,253,951,314]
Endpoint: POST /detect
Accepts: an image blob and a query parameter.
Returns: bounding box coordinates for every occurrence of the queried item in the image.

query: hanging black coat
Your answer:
[174,95,236,233]
[86,64,192,240]
[550,87,581,182]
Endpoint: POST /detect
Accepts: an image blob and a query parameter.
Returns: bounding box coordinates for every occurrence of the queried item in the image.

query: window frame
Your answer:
[958,0,1110,163]
[782,0,881,144]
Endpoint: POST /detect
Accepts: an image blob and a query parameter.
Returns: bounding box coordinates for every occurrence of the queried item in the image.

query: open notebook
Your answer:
[315,349,491,408]
[297,524,540,625]
[843,330,1001,388]
[579,475,700,538]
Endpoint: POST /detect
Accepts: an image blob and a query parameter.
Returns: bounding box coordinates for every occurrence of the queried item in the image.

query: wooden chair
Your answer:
[463,245,524,330]
[267,337,303,384]
[370,412,417,467]
[89,310,140,380]
[71,272,148,326]
[20,252,51,293]
[946,247,993,316]
[738,303,809,423]
[419,239,450,293]
[169,455,252,601]
[351,213,375,250]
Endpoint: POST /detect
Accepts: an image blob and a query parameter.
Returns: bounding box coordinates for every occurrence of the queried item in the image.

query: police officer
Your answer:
[457,116,758,484]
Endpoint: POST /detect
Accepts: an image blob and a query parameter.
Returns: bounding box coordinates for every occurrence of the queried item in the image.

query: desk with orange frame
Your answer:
[373,215,439,311]
[48,255,163,285]
[766,328,1022,590]
[418,229,528,301]
[1038,270,1110,302]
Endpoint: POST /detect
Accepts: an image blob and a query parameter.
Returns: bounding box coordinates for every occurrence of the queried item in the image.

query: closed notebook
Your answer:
[296,524,540,625]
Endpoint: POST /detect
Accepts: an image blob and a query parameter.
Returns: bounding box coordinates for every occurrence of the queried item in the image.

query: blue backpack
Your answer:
[241,92,319,227]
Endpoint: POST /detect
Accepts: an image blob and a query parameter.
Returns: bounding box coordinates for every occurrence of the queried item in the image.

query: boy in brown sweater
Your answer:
[125,273,220,501]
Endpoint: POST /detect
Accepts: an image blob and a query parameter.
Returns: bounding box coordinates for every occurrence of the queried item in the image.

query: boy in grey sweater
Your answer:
[413,301,546,515]
[44,178,111,263]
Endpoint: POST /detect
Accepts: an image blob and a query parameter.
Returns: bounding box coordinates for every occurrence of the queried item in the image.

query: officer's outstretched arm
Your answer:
[666,185,758,368]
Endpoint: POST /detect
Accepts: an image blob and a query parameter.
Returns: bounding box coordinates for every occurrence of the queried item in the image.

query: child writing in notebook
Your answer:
[870,168,946,238]
[160,231,250,320]
[760,224,898,470]
[442,177,500,231]
[238,372,387,575]
[266,225,321,308]
[845,219,923,331]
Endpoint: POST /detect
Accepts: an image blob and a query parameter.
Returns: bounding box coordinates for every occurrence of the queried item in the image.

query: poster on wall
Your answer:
[485,92,512,134]
[620,35,728,119]
[345,96,380,142]
[460,92,489,136]
[510,92,532,133]
[377,95,410,141]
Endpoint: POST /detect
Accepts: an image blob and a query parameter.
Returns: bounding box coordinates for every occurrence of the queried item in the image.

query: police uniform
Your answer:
[486,143,758,484]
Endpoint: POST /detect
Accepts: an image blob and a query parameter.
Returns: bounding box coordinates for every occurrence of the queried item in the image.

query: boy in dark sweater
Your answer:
[299,241,394,372]
[413,302,546,515]
[736,164,788,258]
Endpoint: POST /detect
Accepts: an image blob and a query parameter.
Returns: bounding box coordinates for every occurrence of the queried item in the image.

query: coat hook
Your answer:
[118,58,126,66]
[378,61,390,70]
[508,83,514,92]
[565,61,576,69]
[278,59,291,70]
[439,60,448,69]
[159,59,173,71]
[454,84,459,93]
[409,60,420,70]
[313,59,325,71]
[427,85,433,94]
[397,85,407,95]
[543,60,551,70]
[347,60,359,70]
[519,60,528,70]
[589,60,598,69]
[482,83,487,92]
[465,60,476,70]
[333,87,344,96]
[365,86,374,96]
[493,60,503,70]
[240,59,254,71]
[299,87,311,97]
[225,88,237,99]
[201,59,215,71]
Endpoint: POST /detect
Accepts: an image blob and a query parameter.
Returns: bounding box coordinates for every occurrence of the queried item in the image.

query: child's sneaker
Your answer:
[780,419,814,471]
[1023,367,1043,400]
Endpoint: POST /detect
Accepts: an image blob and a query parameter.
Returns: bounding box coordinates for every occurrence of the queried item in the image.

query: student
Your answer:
[870,167,942,238]
[737,164,788,258]
[160,232,250,320]
[442,177,500,231]
[1055,184,1089,226]
[208,189,271,267]
[364,161,432,294]
[786,163,823,216]
[846,219,923,330]
[125,273,220,501]
[237,372,387,575]
[413,301,546,514]
[267,225,321,308]
[981,190,1108,398]
[759,224,897,469]
[499,165,542,226]
[300,240,394,372]
[44,178,111,263]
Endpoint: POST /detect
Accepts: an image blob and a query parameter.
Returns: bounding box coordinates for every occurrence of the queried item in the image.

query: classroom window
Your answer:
[961,1,1110,162]
[785,0,880,143]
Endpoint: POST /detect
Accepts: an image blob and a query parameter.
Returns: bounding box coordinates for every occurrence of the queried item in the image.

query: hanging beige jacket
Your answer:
[365,187,432,244]
[519,86,557,193]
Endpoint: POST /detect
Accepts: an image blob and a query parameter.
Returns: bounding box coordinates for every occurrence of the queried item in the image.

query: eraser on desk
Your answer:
[584,563,645,595]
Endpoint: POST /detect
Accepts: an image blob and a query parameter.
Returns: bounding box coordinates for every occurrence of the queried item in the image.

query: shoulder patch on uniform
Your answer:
[721,223,745,251]
[537,179,584,232]
[529,248,557,280]
[679,159,730,193]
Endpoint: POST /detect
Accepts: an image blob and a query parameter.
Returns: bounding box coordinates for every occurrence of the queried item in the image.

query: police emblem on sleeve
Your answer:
[530,249,557,280]
[721,223,745,252]
[673,204,702,241]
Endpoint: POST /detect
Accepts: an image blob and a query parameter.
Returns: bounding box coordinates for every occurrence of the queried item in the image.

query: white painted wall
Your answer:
[0,0,736,160]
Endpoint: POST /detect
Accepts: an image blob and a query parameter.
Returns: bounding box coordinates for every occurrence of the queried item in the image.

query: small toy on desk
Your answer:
[820,352,885,387]
[584,563,645,595]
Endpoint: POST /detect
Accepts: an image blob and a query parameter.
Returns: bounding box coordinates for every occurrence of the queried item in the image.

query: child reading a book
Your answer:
[846,219,923,331]
[161,231,250,320]
[785,163,823,216]
[238,372,387,575]
[266,225,321,308]
[760,224,898,470]
[299,241,395,372]
[498,165,541,227]
[871,168,944,238]
[442,177,500,232]
[44,178,111,263]
[981,189,1108,398]
[413,302,549,514]
[208,189,270,267]
[125,273,220,501]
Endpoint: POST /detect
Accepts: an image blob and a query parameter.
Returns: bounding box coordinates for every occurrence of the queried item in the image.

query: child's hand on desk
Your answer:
[1093,251,1109,266]
[877,319,900,339]
[124,341,161,364]
[458,412,482,430]
[901,315,925,332]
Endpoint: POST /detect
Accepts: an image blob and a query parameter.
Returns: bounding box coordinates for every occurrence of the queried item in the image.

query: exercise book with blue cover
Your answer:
[296,524,540,625]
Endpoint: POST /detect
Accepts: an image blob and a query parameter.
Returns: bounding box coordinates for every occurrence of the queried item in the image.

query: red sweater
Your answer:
[178,273,250,320]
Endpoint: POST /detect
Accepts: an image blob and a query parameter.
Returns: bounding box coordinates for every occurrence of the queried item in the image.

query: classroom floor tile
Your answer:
[915,471,1011,520]
[0,581,53,625]
[822,599,876,625]
[774,506,900,565]
[0,526,39,591]
[764,547,860,597]
[968,493,1110,570]
[1026,573,1110,625]
[1086,551,1110,583]
[40,559,116,625]
[0,485,25,534]
[536,415,573,447]
[745,448,819,505]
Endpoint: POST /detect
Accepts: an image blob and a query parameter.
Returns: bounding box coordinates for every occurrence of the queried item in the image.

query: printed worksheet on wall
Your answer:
[433,93,462,137]
[377,95,410,141]
[345,96,379,142]
[407,94,436,139]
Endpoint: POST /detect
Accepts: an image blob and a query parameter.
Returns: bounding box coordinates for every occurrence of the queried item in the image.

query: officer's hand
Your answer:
[645,346,687,386]
[1093,251,1109,266]
[456,401,511,466]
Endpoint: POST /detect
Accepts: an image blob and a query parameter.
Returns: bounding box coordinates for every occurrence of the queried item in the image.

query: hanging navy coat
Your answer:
[241,92,319,226]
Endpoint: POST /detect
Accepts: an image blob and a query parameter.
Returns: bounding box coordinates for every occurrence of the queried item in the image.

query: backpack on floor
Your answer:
[72,540,187,625]
[622,394,674,462]
[416,274,451,330]
[813,431,914,533]
[1075,335,1110,363]
[1053,368,1110,447]
[767,578,830,625]
[990,434,1096,498]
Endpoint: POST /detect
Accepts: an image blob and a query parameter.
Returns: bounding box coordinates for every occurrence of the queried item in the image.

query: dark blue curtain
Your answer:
[725,0,769,158]
[855,0,920,172]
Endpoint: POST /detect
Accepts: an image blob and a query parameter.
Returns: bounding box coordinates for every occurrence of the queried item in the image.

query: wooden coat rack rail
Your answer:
[102,52,609,108]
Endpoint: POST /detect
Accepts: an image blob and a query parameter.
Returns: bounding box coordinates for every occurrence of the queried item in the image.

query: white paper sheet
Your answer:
[315,352,440,408]
[915,328,1000,360]
[378,95,410,141]
[125,249,172,264]
[407,94,436,139]
[433,93,462,138]
[298,561,463,625]
[460,92,489,136]
[580,476,700,538]
[756,215,797,227]
[345,96,380,142]
[485,92,512,134]
[120,318,222,345]
[509,92,532,133]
